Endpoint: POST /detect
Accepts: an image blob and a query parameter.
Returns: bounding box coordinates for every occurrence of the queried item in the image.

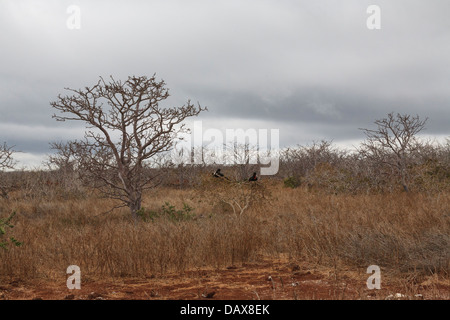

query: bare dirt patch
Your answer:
[1,258,448,300]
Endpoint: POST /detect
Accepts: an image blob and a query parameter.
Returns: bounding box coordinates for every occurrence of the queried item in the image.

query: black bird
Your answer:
[213,168,224,178]
[213,168,230,181]
[249,172,258,182]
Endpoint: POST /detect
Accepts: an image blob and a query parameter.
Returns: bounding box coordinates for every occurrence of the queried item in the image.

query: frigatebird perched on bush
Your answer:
[249,172,258,182]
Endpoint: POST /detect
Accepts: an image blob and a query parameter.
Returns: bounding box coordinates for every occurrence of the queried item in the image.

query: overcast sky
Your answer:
[1,0,449,167]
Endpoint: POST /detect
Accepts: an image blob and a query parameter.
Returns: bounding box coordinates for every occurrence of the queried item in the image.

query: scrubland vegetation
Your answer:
[0,76,448,298]
[0,146,449,284]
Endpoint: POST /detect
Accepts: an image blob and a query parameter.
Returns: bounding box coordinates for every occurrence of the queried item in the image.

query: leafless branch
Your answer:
[51,75,206,218]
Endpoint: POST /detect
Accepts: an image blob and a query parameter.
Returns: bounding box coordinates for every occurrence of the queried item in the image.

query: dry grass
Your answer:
[0,183,449,289]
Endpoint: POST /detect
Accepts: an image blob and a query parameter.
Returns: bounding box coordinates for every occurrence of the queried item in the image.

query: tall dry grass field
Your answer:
[0,183,449,289]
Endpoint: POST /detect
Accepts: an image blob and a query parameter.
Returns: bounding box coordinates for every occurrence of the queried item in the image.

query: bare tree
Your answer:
[280,140,346,186]
[0,142,16,199]
[0,142,15,171]
[51,75,205,219]
[47,141,76,173]
[224,142,260,181]
[359,112,428,192]
[43,141,86,198]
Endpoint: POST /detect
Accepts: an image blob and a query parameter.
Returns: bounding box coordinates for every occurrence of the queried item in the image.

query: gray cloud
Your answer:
[0,0,449,167]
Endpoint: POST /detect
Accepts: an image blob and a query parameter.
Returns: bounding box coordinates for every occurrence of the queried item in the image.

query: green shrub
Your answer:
[284,176,301,189]
[137,202,195,222]
[0,211,22,250]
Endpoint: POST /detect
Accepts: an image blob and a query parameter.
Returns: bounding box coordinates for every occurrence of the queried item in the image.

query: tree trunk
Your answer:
[129,196,142,221]
[398,160,409,192]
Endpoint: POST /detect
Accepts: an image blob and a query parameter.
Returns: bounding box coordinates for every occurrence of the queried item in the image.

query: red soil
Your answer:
[1,258,448,300]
